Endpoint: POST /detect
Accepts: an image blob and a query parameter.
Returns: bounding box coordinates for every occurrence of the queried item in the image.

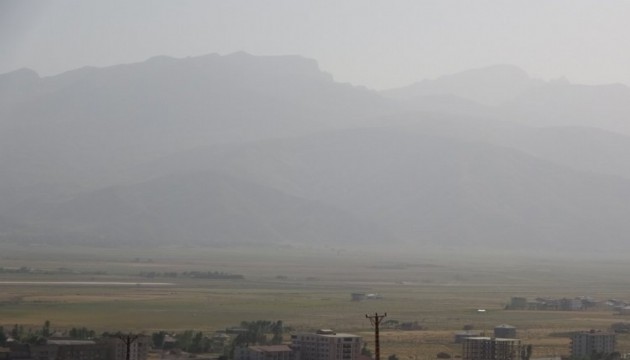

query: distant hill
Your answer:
[382,64,543,106]
[9,171,389,246]
[0,52,392,189]
[383,65,630,136]
[498,81,630,135]
[3,55,630,254]
[67,126,630,252]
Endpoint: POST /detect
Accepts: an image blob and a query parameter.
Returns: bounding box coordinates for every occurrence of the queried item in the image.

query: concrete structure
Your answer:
[560,298,583,311]
[351,293,366,302]
[291,329,362,360]
[494,325,517,339]
[101,336,149,360]
[46,340,110,360]
[235,345,295,360]
[509,297,527,310]
[5,340,110,360]
[462,337,521,360]
[570,331,616,359]
[510,297,589,311]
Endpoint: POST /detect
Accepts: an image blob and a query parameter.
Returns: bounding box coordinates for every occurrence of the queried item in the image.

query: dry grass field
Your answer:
[2,243,630,359]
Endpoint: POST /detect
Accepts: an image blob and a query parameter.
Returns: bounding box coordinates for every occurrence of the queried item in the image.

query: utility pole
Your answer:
[366,312,387,360]
[116,333,140,360]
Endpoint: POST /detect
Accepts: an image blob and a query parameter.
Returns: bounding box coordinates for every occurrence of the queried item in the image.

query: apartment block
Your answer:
[291,330,362,360]
[570,331,616,359]
[462,337,521,360]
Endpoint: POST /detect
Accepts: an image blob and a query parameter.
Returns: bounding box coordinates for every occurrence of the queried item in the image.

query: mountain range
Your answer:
[2,53,630,254]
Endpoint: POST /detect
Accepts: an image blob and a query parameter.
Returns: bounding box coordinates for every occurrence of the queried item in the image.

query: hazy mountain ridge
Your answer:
[2,54,630,253]
[0,52,392,190]
[384,65,630,136]
[382,64,544,106]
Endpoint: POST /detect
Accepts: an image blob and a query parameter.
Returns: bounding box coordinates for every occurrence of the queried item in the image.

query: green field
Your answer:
[2,243,630,359]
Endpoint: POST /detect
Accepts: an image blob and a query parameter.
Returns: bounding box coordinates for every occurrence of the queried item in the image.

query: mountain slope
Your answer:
[383,65,630,136]
[4,56,630,254]
[6,171,390,246]
[110,127,630,252]
[0,52,392,190]
[382,65,543,106]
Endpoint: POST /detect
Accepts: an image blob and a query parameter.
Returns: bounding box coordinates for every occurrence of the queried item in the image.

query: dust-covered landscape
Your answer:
[3,2,630,360]
[3,243,630,359]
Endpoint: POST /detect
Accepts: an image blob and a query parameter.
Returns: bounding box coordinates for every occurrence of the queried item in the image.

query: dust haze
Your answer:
[3,1,630,260]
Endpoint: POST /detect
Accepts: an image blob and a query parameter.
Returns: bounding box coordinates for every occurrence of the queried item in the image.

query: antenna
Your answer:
[366,312,387,360]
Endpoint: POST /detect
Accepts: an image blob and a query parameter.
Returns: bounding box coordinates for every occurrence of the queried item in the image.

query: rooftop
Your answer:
[464,337,520,342]
[47,340,96,346]
[249,345,293,353]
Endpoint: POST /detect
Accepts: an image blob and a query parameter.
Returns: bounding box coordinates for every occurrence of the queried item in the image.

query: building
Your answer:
[560,299,583,311]
[291,330,362,360]
[100,335,150,360]
[570,331,616,359]
[509,297,527,310]
[5,340,110,360]
[351,293,366,302]
[235,345,295,360]
[494,325,517,339]
[46,339,111,360]
[462,337,521,360]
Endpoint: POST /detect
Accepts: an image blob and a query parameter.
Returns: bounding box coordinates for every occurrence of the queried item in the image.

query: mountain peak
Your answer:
[0,67,40,84]
[0,68,40,99]
[383,64,542,106]
[144,55,178,64]
[448,64,530,77]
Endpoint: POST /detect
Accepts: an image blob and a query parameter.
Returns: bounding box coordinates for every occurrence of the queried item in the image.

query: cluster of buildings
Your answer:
[350,294,382,302]
[0,327,619,360]
[458,329,618,360]
[236,329,363,360]
[0,336,149,360]
[508,297,595,311]
[454,324,517,344]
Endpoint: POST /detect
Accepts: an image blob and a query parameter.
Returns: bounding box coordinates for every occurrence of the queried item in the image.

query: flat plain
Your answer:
[1,243,630,359]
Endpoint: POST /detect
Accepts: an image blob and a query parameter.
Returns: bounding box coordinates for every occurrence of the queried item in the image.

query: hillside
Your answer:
[2,55,630,254]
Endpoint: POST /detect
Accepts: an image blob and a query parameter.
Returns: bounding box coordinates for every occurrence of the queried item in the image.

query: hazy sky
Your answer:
[2,0,630,89]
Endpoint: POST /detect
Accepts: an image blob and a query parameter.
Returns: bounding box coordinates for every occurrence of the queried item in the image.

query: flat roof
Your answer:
[295,332,361,338]
[464,337,520,342]
[47,340,97,346]
[250,345,293,352]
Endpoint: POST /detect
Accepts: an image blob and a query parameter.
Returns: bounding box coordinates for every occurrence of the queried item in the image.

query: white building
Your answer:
[570,331,616,359]
[101,335,149,360]
[462,337,521,360]
[291,330,362,360]
[235,345,295,360]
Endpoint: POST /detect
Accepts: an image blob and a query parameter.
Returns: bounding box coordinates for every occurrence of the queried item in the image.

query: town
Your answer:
[0,318,622,360]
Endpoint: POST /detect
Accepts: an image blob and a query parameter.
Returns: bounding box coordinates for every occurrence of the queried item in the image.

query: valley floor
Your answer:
[2,244,630,359]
